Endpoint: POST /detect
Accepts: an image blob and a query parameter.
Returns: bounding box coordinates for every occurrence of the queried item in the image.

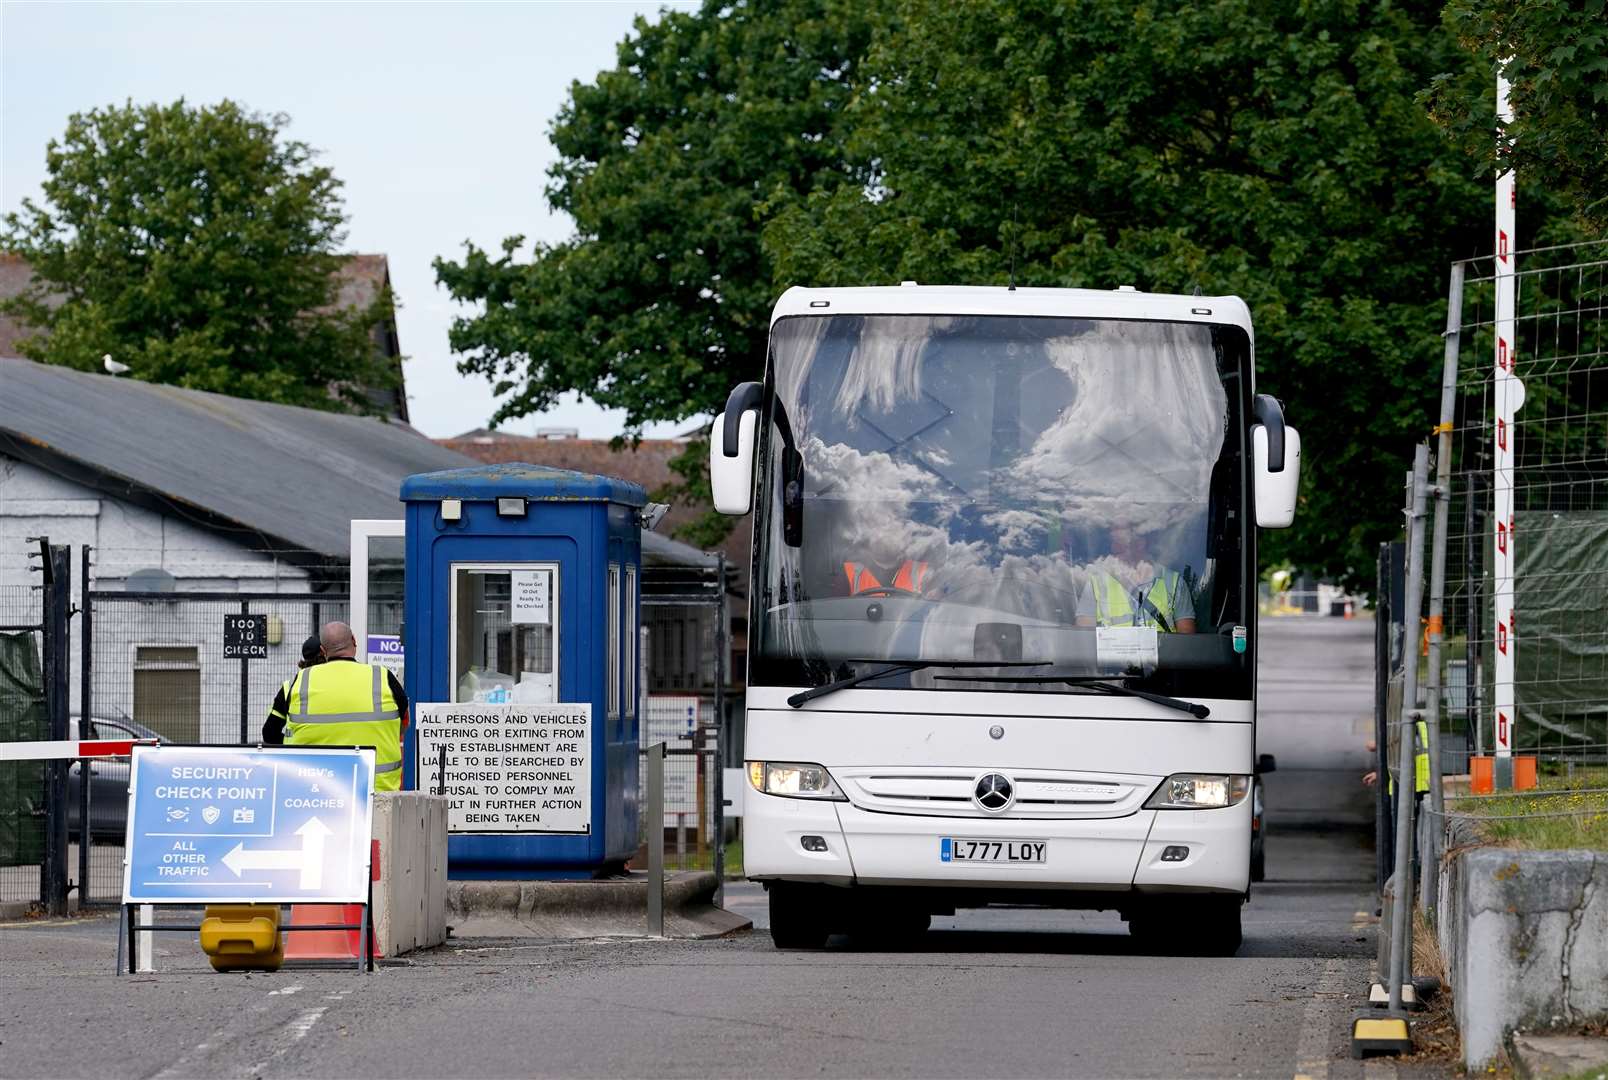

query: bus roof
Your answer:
[770,284,1253,337]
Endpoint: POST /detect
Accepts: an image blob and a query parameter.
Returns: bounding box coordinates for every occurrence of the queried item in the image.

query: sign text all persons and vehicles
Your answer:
[123,745,375,904]
[415,703,591,834]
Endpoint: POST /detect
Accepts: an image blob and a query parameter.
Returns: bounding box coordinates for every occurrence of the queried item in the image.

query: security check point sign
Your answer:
[123,746,375,904]
[415,703,591,834]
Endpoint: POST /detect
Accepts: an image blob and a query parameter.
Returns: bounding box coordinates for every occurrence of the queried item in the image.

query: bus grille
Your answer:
[833,767,1157,819]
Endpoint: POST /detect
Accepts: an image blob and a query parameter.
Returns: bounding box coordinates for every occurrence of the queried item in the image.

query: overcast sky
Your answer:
[1,0,697,439]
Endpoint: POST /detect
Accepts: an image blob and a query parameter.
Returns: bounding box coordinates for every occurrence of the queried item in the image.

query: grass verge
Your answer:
[1452,766,1608,850]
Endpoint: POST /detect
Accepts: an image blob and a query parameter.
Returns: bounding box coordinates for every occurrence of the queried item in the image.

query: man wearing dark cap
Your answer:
[263,634,325,744]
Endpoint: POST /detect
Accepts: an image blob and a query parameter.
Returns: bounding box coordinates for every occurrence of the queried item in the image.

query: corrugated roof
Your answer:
[0,355,470,560]
[0,355,716,568]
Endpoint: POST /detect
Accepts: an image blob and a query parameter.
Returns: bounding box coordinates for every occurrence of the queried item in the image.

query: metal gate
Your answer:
[75,586,369,905]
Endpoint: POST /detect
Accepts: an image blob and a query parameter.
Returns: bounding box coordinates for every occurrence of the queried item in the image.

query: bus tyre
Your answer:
[850,909,931,950]
[1129,898,1242,957]
[1250,849,1266,883]
[1196,899,1243,956]
[768,883,830,949]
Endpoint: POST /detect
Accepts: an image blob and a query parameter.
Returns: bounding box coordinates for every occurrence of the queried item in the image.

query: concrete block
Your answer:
[1440,847,1608,1070]
[1512,1032,1608,1080]
[372,792,448,957]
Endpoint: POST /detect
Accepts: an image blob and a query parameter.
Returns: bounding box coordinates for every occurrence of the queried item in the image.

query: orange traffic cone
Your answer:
[284,840,379,962]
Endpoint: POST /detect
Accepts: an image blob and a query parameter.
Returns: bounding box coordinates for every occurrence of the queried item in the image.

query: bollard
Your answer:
[647,742,664,937]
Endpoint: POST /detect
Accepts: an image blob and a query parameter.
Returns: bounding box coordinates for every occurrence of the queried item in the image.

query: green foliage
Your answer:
[434,0,878,432]
[655,439,736,550]
[765,0,1503,586]
[2,100,395,412]
[438,0,1576,583]
[1423,0,1608,232]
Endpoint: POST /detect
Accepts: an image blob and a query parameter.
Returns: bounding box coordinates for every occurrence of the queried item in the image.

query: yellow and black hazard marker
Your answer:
[1350,1011,1412,1058]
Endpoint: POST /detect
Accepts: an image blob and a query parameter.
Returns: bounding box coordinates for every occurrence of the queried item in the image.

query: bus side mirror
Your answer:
[1251,394,1300,528]
[1252,425,1300,528]
[710,382,762,515]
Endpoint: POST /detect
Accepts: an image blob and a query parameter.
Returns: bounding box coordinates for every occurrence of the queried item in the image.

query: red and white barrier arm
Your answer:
[0,739,158,761]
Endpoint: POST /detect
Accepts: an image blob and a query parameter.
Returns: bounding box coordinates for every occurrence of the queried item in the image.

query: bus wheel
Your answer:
[768,883,830,949]
[1196,899,1243,956]
[849,909,931,950]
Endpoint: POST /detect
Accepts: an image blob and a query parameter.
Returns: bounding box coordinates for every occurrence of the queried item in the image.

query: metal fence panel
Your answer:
[1437,240,1608,774]
[0,584,46,908]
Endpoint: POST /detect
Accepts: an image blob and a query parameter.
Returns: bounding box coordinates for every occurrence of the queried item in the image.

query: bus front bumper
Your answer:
[743,790,1251,897]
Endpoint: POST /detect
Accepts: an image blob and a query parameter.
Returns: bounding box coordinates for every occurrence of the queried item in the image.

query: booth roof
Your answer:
[401,462,715,567]
[401,462,647,507]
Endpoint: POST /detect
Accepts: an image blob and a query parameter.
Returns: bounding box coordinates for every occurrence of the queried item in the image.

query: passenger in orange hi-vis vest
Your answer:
[842,559,933,597]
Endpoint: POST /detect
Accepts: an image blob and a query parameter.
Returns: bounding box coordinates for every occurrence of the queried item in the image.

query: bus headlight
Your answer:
[1145,774,1251,809]
[747,761,846,800]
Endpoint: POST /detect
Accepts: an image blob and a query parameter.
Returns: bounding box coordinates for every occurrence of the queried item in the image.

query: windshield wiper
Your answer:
[932,672,1210,719]
[788,660,1051,709]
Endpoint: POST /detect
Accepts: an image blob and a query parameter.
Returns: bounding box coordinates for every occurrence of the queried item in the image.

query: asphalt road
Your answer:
[0,615,1446,1079]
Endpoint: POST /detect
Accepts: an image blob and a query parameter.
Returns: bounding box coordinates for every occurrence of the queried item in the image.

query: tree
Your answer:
[2,100,395,412]
[439,0,1570,584]
[763,0,1518,585]
[1423,0,1608,233]
[434,0,878,542]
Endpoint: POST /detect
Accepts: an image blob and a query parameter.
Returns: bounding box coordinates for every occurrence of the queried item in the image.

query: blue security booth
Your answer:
[399,464,644,878]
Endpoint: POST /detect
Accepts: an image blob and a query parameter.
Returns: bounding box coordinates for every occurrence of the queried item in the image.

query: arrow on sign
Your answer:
[221,818,333,890]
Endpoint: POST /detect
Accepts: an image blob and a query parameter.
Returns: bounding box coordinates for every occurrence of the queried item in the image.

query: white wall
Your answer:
[0,453,315,721]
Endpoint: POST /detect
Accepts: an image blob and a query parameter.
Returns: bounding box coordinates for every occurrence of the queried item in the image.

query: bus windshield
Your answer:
[750,313,1253,700]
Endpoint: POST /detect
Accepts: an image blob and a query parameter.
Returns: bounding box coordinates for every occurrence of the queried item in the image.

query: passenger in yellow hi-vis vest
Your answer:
[1075,524,1198,634]
[284,622,407,792]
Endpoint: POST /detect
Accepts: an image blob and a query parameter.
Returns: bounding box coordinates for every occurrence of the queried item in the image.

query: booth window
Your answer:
[450,563,558,704]
[625,564,639,716]
[607,563,621,719]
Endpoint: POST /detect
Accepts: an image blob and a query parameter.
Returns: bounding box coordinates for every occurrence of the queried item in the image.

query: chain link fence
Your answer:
[1432,239,1608,780]
[0,583,48,909]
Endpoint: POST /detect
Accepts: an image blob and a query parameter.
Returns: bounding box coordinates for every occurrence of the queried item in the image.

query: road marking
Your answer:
[1363,1055,1400,1079]
[243,1006,331,1077]
[267,984,303,997]
[1292,957,1348,1080]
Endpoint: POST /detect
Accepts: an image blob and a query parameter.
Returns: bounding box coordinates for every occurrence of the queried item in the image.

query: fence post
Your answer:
[647,742,664,936]
[41,543,71,916]
[1373,543,1393,895]
[238,598,251,745]
[713,553,726,909]
[78,545,93,903]
[1386,445,1431,1014]
[1418,261,1464,917]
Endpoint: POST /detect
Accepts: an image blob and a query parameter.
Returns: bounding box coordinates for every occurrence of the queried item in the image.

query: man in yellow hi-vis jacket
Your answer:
[1075,524,1197,634]
[284,621,406,792]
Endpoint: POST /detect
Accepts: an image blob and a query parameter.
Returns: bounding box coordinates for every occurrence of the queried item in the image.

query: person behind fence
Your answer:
[263,635,325,745]
[280,621,408,791]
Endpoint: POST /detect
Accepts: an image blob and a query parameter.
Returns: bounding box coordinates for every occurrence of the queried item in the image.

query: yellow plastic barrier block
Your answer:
[200,904,284,972]
[1351,1013,1412,1058]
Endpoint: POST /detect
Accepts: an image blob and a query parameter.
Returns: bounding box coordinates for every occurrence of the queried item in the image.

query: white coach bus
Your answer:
[710,284,1300,954]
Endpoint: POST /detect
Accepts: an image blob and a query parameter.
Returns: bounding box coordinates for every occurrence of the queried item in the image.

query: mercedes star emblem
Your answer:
[988,725,1005,740]
[973,772,1015,812]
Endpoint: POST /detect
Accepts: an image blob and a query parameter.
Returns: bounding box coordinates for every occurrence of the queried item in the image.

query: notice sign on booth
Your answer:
[365,633,404,675]
[123,745,375,904]
[415,702,591,834]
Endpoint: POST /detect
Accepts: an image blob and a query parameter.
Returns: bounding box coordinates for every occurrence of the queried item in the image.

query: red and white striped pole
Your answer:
[0,739,156,762]
[1492,69,1521,789]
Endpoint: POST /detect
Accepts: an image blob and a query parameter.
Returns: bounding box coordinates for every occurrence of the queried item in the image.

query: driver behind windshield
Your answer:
[1075,523,1197,634]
